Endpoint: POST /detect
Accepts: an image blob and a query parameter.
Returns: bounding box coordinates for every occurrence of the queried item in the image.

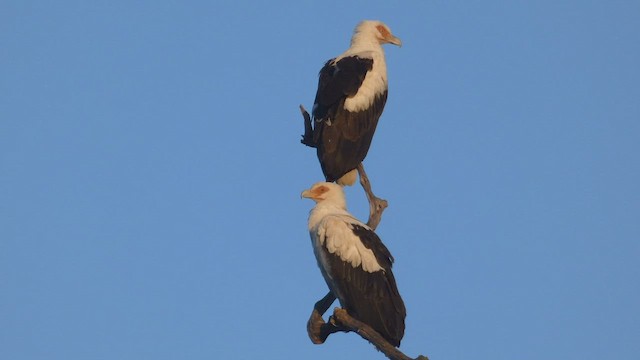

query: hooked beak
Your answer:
[301,189,312,199]
[387,35,402,47]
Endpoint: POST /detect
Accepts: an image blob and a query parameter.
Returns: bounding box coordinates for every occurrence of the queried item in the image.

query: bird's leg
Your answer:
[357,163,388,231]
[299,105,316,148]
[307,291,337,344]
[315,291,337,315]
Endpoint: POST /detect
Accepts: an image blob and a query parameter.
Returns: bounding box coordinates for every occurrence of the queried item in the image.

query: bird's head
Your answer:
[353,20,402,47]
[301,182,347,208]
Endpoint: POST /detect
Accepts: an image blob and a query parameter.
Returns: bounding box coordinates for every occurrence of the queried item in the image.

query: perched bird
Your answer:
[301,182,406,347]
[309,20,401,185]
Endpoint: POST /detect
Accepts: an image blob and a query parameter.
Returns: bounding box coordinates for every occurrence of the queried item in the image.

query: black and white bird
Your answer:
[309,20,401,185]
[301,182,406,347]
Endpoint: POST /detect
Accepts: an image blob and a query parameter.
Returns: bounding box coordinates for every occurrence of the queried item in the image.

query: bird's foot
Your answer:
[307,309,327,344]
[299,105,317,148]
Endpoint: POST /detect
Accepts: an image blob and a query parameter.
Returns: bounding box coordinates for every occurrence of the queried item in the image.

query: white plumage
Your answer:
[315,216,384,273]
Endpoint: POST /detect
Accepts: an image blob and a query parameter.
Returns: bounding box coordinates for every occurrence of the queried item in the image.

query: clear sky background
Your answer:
[2,1,639,359]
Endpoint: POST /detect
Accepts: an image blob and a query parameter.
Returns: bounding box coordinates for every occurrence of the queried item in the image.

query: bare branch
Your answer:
[329,308,428,360]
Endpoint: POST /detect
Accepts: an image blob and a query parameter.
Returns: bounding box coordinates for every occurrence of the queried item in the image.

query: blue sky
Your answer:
[2,1,639,359]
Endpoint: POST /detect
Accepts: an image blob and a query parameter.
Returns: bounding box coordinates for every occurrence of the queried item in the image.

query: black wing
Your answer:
[312,56,373,121]
[321,224,406,347]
